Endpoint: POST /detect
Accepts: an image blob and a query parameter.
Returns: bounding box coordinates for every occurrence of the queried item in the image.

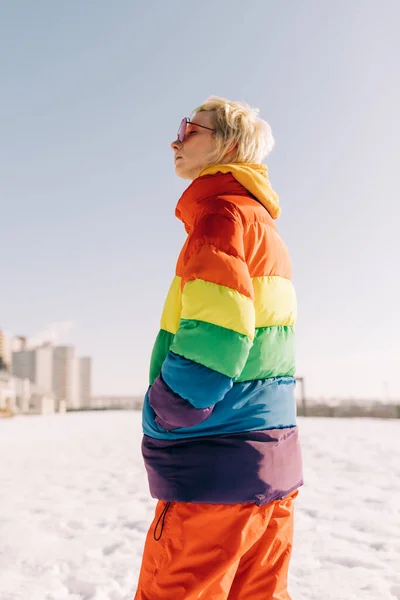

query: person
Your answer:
[134,97,303,600]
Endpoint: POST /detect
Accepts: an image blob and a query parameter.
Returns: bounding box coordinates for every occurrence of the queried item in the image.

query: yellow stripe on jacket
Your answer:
[160,276,182,334]
[253,276,297,327]
[160,275,296,336]
[181,279,255,339]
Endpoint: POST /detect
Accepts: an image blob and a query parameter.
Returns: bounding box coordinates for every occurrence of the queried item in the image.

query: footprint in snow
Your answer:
[103,542,123,556]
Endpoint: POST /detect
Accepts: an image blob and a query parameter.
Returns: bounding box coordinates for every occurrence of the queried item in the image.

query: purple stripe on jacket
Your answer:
[142,426,303,505]
[148,374,214,430]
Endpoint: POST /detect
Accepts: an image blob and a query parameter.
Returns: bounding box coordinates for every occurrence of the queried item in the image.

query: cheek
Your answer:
[184,138,216,166]
[204,138,218,157]
[197,140,216,160]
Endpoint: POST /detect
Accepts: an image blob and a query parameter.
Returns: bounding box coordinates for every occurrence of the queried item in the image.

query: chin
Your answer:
[175,164,194,180]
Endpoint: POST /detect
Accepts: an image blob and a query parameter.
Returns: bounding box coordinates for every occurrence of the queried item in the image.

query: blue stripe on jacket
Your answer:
[161,351,233,408]
[142,376,297,440]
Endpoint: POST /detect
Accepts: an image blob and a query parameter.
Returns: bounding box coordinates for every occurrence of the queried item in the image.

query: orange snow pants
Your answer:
[134,490,297,600]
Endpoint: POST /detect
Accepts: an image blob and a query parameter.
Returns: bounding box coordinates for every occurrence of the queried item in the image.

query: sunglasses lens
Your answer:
[178,118,187,142]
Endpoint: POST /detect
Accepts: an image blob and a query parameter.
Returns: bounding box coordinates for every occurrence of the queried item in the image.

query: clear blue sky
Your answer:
[1,0,399,400]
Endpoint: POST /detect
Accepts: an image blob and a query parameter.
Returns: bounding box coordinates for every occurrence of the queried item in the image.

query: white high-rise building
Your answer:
[53,346,81,409]
[12,349,36,383]
[12,344,53,394]
[72,356,80,409]
[35,344,53,392]
[11,341,92,411]
[79,357,92,408]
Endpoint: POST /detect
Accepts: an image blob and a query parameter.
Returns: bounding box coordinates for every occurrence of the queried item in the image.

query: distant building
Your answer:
[53,345,81,409]
[10,339,92,412]
[12,348,36,382]
[79,357,92,408]
[0,370,17,412]
[12,344,53,394]
[90,395,143,410]
[12,336,27,353]
[0,370,55,415]
[0,330,12,371]
[36,344,54,392]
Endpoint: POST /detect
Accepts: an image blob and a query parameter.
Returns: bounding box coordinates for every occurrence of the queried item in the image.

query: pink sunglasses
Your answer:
[177,117,215,142]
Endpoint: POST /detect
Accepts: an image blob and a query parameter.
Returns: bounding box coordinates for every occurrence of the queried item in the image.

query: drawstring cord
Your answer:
[154,502,171,541]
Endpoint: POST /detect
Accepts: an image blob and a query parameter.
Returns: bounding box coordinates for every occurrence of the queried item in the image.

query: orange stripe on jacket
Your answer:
[176,209,254,299]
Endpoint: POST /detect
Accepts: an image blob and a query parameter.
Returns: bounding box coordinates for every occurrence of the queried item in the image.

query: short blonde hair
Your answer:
[192,96,275,165]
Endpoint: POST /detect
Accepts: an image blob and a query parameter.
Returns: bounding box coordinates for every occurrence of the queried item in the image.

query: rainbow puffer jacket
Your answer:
[142,163,303,505]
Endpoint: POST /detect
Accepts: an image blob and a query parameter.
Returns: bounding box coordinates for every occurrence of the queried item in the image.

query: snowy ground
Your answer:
[0,411,399,600]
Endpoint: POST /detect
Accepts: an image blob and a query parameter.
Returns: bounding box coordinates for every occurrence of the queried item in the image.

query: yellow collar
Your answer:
[199,163,280,219]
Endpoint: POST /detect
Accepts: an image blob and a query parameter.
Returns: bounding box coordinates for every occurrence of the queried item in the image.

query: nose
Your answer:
[171,138,182,151]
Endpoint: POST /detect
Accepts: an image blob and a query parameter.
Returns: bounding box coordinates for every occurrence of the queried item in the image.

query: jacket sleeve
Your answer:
[149,205,255,430]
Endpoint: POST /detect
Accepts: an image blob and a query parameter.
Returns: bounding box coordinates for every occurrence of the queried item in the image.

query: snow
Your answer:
[1,411,399,600]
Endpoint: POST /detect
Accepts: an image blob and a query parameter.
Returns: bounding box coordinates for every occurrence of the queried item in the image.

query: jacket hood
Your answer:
[199,163,280,219]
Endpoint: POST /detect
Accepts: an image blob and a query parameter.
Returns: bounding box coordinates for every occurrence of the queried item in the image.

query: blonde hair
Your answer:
[192,96,275,165]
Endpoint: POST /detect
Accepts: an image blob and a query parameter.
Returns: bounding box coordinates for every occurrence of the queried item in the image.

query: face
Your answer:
[170,111,218,180]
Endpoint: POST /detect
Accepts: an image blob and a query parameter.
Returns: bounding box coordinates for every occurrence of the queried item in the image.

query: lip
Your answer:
[174,155,183,162]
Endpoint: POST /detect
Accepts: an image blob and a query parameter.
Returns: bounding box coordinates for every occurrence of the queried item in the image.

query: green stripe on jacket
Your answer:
[149,322,295,384]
